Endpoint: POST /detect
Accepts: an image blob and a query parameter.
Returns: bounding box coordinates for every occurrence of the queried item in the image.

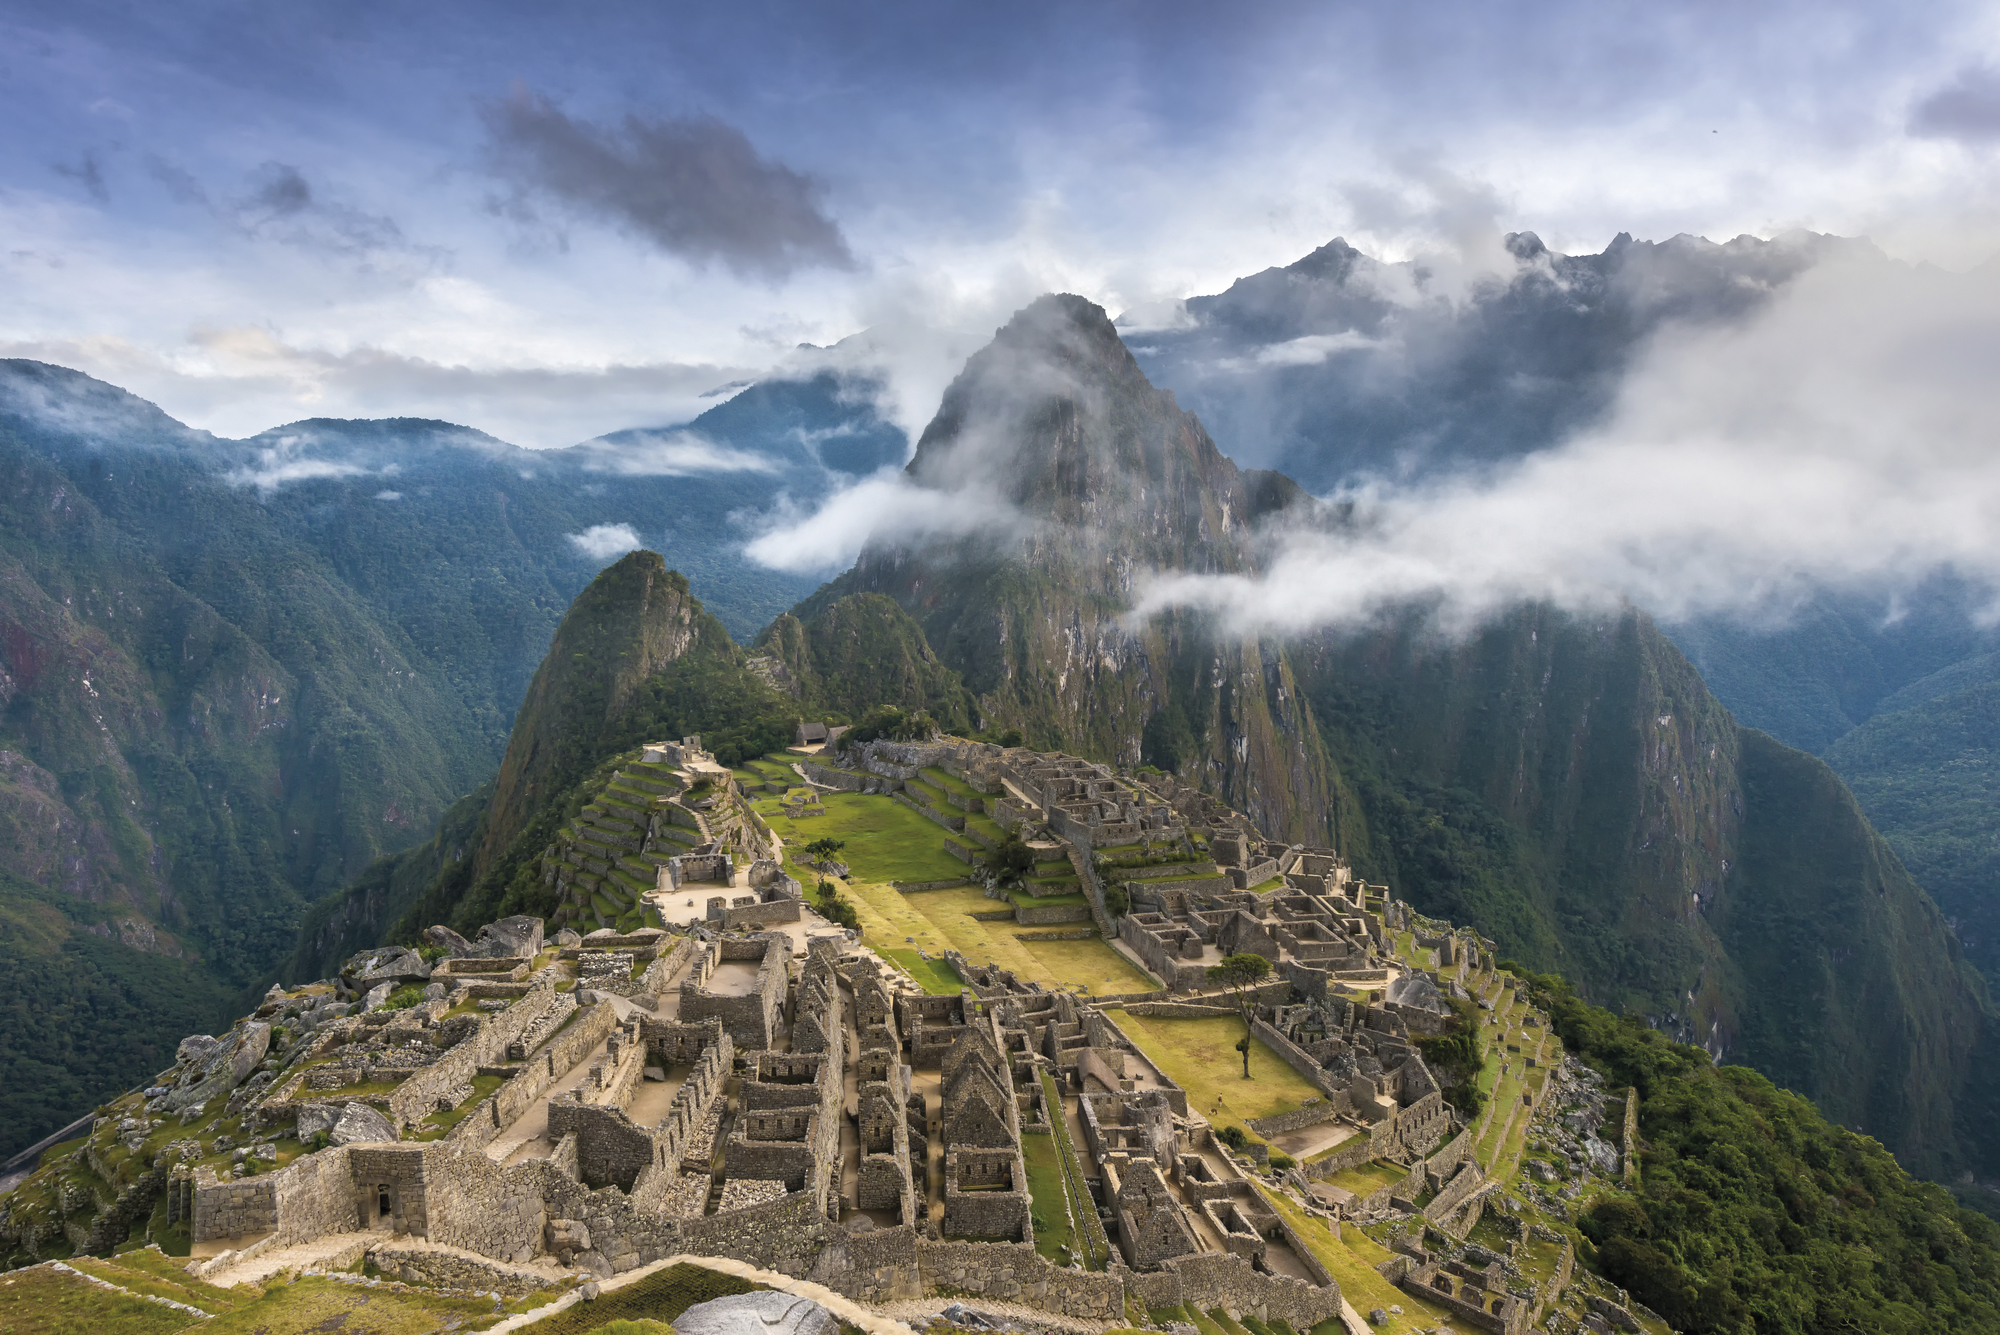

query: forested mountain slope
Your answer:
[0,360,866,1157]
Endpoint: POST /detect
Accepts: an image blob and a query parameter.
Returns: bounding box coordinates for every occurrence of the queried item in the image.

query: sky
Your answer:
[5,0,2000,449]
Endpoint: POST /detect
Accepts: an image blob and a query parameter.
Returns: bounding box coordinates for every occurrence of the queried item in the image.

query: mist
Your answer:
[1133,249,2000,636]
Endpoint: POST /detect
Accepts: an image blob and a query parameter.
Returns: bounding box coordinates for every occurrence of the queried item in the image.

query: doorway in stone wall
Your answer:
[377,1184,392,1227]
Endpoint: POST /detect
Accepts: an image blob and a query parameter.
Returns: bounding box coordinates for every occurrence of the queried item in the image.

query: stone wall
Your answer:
[366,1241,550,1299]
[1246,1099,1346,1138]
[387,985,563,1130]
[917,1240,1125,1321]
[478,1002,622,1144]
[724,899,803,929]
[810,1223,924,1303]
[1250,1017,1349,1103]
[1160,1250,1346,1329]
[1015,902,1092,925]
[1422,1161,1485,1223]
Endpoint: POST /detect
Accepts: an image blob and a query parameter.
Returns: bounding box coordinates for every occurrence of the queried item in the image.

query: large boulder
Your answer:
[1386,972,1447,1014]
[330,1101,398,1145]
[474,915,544,959]
[421,924,476,957]
[344,946,432,990]
[163,1022,271,1112]
[674,1293,838,1335]
[298,1103,341,1140]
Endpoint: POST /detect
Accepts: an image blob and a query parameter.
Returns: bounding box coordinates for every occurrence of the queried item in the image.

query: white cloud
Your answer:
[1135,250,2000,636]
[1250,331,1380,368]
[567,522,644,561]
[739,468,1032,574]
[222,434,372,492]
[575,429,779,476]
[374,489,402,500]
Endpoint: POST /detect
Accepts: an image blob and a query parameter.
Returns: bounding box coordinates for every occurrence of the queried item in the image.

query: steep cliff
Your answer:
[752,592,977,728]
[794,295,1350,843]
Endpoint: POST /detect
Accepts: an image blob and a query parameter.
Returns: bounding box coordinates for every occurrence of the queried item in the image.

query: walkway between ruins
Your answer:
[486,965,698,1166]
[197,1228,391,1288]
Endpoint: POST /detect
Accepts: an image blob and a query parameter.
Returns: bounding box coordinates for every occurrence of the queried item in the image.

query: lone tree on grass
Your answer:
[803,837,846,867]
[979,836,1036,889]
[1206,952,1273,1078]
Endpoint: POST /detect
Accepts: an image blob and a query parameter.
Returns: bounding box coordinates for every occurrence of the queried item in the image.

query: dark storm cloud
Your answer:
[480,86,854,279]
[1910,64,2000,142]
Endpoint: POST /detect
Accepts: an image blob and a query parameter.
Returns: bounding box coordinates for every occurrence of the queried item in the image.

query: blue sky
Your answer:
[4,0,1999,445]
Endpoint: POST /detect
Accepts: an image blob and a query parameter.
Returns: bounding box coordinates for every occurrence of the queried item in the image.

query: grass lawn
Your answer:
[196,1272,540,1333]
[840,878,1154,994]
[1007,888,1087,909]
[920,766,983,802]
[0,1264,206,1334]
[882,948,963,994]
[1106,1010,1322,1136]
[758,790,968,885]
[1320,1160,1406,1198]
[1021,1131,1076,1263]
[1254,1185,1455,1335]
[516,1263,758,1334]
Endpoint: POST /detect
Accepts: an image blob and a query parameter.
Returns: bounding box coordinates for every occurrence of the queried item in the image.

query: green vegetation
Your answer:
[763,790,969,886]
[1826,676,2000,990]
[515,1261,761,1334]
[1038,1070,1111,1268]
[754,593,977,732]
[1412,995,1486,1119]
[1021,1131,1077,1262]
[882,949,961,994]
[1526,969,2000,1334]
[1106,1010,1322,1137]
[0,1263,197,1334]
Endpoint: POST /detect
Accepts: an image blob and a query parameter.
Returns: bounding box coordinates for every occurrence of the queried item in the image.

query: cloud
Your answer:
[481,86,854,279]
[1134,251,2000,637]
[223,434,373,493]
[740,468,1032,574]
[574,429,778,476]
[374,489,403,500]
[232,161,419,258]
[1,327,751,449]
[1247,331,1380,368]
[1910,65,2000,143]
[567,522,644,561]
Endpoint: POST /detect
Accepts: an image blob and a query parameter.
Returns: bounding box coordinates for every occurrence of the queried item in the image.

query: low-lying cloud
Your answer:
[1135,250,2000,636]
[739,468,1031,574]
[223,434,375,493]
[575,429,777,476]
[567,522,643,561]
[482,86,854,278]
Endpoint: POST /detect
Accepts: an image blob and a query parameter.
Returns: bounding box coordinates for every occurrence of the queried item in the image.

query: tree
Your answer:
[1206,952,1272,1077]
[979,836,1036,888]
[803,837,847,865]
